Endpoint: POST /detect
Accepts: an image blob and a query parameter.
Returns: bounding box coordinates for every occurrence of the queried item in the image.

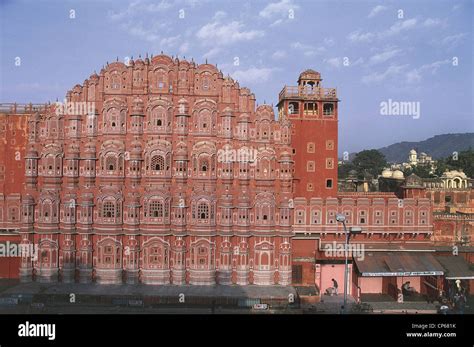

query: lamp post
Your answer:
[336,213,362,314]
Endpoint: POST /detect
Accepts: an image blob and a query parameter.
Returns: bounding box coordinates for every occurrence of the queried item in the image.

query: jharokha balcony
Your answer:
[278,85,337,101]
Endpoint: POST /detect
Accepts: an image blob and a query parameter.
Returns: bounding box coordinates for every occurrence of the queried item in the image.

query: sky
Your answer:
[0,0,472,155]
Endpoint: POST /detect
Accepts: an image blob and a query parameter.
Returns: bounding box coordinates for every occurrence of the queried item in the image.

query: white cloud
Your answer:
[324,37,335,46]
[270,19,283,27]
[179,42,190,54]
[350,17,437,44]
[324,56,364,69]
[351,57,365,66]
[324,57,342,68]
[259,0,298,19]
[196,20,264,46]
[291,42,325,56]
[405,59,450,84]
[437,33,467,48]
[231,67,277,84]
[272,50,287,60]
[362,58,449,86]
[123,21,166,42]
[202,47,221,59]
[108,0,172,21]
[368,5,388,18]
[213,10,227,21]
[452,4,462,11]
[368,47,402,65]
[422,17,444,27]
[348,30,376,43]
[361,64,406,84]
[160,35,181,47]
[381,18,418,38]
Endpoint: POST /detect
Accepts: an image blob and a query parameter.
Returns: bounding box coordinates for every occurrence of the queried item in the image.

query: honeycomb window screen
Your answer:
[307,142,315,153]
[326,158,334,169]
[307,161,315,172]
[326,140,334,150]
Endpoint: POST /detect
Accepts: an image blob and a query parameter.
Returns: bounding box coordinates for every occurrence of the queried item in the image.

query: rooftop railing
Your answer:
[0,103,50,114]
[279,86,337,101]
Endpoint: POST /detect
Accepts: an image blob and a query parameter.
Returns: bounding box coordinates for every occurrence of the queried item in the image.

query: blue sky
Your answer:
[0,0,472,154]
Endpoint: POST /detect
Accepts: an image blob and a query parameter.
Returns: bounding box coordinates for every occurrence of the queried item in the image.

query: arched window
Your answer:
[150,107,166,128]
[156,70,166,89]
[201,159,209,172]
[198,110,211,131]
[202,76,210,90]
[105,156,117,171]
[103,201,115,218]
[151,155,165,171]
[149,200,163,218]
[111,73,121,89]
[197,203,209,220]
[107,108,119,129]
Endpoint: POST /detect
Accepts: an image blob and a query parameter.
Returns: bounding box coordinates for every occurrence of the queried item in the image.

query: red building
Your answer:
[0,104,49,278]
[0,54,472,297]
[17,55,294,285]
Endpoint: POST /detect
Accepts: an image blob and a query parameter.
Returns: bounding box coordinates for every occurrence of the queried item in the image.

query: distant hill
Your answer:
[377,133,474,163]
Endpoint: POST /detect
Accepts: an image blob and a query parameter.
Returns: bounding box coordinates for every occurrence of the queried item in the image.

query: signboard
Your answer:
[361,271,444,277]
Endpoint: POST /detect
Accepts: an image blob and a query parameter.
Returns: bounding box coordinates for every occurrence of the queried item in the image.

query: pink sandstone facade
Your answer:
[0,54,472,295]
[18,54,294,285]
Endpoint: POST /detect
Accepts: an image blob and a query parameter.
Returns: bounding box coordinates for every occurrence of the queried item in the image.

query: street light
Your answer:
[335,213,362,314]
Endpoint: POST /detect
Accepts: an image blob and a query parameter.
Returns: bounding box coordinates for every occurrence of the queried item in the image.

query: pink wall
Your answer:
[320,264,352,295]
[359,277,383,294]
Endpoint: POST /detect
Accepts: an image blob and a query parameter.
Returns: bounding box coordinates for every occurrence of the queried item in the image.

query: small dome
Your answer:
[174,148,188,160]
[299,69,321,80]
[444,170,467,179]
[280,151,292,160]
[22,194,34,203]
[392,170,404,179]
[381,169,393,178]
[409,149,417,154]
[222,107,233,116]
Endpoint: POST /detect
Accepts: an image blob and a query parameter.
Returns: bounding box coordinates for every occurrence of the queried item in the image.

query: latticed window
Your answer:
[111,74,121,89]
[151,155,165,171]
[200,159,209,172]
[105,156,117,171]
[149,200,163,218]
[151,108,165,127]
[107,108,120,129]
[103,201,115,218]
[198,111,211,131]
[202,76,210,90]
[197,203,209,220]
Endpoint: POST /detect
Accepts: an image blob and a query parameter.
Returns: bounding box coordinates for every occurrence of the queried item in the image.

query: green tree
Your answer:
[443,149,474,178]
[338,161,355,179]
[351,150,388,179]
[404,165,433,178]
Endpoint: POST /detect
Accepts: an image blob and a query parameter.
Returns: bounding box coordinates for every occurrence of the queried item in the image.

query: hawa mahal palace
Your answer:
[1,54,471,298]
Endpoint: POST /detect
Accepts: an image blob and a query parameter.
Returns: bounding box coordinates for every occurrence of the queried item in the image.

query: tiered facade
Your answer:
[2,55,470,290]
[19,54,294,285]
